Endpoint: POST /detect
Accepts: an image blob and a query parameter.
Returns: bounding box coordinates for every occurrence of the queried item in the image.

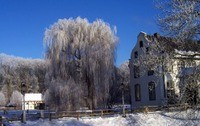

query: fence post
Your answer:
[40,110,44,119]
[101,110,103,117]
[49,113,52,121]
[3,110,6,115]
[77,112,79,120]
[21,113,26,123]
[144,106,149,114]
[0,116,3,126]
[91,111,93,117]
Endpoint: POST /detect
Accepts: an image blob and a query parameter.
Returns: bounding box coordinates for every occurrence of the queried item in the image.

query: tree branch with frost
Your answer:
[156,0,200,41]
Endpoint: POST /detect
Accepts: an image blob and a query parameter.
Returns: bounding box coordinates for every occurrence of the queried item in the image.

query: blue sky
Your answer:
[0,0,159,66]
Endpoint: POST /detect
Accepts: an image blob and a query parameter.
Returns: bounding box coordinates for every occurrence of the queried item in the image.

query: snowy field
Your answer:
[8,110,200,126]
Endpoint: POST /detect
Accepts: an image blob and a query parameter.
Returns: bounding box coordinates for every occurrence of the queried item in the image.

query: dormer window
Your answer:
[134,51,138,58]
[140,41,143,48]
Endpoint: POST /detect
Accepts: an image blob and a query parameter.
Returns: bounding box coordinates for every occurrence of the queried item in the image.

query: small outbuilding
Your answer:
[22,93,43,110]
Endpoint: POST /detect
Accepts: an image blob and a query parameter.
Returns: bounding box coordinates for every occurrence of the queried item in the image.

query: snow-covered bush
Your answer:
[10,90,23,106]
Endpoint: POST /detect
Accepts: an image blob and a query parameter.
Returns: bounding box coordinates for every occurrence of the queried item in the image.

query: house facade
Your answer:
[129,32,200,109]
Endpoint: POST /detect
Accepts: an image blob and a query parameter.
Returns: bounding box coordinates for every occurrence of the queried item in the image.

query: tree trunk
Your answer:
[86,72,96,109]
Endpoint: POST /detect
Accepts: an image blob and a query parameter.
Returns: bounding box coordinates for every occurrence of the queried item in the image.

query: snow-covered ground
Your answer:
[8,110,200,126]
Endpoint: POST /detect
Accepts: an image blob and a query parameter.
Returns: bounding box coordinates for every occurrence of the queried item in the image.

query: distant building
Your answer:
[23,93,43,110]
[129,32,200,109]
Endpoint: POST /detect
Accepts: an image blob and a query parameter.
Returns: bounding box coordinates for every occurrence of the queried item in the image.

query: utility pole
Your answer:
[161,51,167,105]
[121,83,126,117]
[21,82,26,123]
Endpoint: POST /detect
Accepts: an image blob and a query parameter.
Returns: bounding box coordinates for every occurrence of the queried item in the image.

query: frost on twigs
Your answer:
[156,0,200,41]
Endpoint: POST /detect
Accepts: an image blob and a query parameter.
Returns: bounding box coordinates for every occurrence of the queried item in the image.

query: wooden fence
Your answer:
[50,109,131,120]
[0,104,199,124]
[47,104,199,120]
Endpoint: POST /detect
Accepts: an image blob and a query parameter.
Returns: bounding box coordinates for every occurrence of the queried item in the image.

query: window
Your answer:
[167,81,175,95]
[167,90,175,99]
[167,81,175,104]
[167,81,174,89]
[140,41,143,47]
[134,65,140,78]
[165,65,173,72]
[146,47,149,54]
[148,82,156,101]
[178,61,185,70]
[186,61,196,67]
[148,70,154,76]
[134,51,138,58]
[135,84,141,101]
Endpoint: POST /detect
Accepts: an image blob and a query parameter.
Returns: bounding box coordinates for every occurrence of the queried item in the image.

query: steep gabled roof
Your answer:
[151,33,200,53]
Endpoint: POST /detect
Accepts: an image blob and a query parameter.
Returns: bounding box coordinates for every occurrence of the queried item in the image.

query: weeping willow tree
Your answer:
[44,17,117,110]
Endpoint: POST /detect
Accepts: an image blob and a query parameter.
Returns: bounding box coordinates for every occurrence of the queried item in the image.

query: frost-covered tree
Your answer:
[0,53,47,102]
[157,0,200,41]
[108,61,130,107]
[1,65,14,103]
[44,17,117,110]
[0,91,6,106]
[119,61,130,87]
[46,79,80,111]
[43,89,50,105]
[118,61,130,104]
[10,90,23,106]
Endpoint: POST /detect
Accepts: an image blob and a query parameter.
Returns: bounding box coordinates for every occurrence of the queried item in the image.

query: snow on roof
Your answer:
[25,93,42,101]
[175,49,198,55]
[174,49,200,59]
[140,31,147,34]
